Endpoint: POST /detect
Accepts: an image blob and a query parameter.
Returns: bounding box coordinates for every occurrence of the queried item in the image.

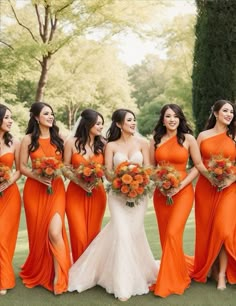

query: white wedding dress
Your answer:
[68,151,158,299]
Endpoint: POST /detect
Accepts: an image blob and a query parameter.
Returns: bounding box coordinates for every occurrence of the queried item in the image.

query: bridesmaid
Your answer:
[0,104,21,295]
[64,109,106,263]
[192,100,236,290]
[149,103,206,297]
[19,102,71,295]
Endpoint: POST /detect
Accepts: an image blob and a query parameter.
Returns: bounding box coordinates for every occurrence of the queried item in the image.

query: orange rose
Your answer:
[121,185,129,194]
[162,180,171,190]
[214,167,223,175]
[112,178,122,189]
[130,180,139,189]
[83,167,92,176]
[121,174,133,184]
[134,174,143,183]
[45,167,54,176]
[128,189,137,198]
[136,186,144,195]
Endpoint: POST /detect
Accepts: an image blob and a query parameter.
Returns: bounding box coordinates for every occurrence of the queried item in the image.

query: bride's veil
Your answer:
[65,116,82,142]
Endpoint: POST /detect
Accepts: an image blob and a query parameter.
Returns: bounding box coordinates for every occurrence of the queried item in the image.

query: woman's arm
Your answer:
[140,137,150,166]
[104,142,114,182]
[149,138,156,167]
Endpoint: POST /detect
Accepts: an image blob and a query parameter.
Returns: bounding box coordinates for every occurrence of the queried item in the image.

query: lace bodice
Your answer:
[113,151,143,168]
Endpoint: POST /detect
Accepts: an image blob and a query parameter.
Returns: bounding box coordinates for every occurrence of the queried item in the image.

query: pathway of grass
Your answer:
[1,204,235,306]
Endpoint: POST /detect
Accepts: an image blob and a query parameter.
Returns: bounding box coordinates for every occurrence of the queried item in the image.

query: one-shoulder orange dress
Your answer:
[192,133,236,283]
[20,138,71,294]
[151,136,194,297]
[0,153,21,290]
[66,153,106,262]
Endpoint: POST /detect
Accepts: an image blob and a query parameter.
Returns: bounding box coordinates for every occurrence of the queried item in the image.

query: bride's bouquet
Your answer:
[151,162,181,205]
[206,154,236,191]
[107,161,152,207]
[32,157,63,194]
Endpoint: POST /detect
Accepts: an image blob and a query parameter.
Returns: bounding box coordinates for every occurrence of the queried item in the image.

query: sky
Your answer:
[116,0,196,66]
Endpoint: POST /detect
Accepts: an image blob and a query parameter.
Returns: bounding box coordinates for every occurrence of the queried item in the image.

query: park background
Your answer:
[1,0,236,305]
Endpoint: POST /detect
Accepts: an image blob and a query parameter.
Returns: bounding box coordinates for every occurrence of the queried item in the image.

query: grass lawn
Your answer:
[1,201,235,306]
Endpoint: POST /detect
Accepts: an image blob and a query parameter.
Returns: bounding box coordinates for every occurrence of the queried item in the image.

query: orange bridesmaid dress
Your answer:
[151,136,194,297]
[20,138,71,294]
[0,153,21,290]
[192,132,236,283]
[66,153,106,262]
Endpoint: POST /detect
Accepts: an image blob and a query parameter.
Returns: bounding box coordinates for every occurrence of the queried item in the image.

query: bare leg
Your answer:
[217,246,227,290]
[48,213,66,295]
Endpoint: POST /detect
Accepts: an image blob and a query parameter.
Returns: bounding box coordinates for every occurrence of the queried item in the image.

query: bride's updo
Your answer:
[106,109,135,142]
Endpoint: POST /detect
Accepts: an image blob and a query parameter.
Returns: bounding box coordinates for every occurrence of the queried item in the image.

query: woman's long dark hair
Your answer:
[204,100,236,139]
[74,109,104,154]
[106,109,135,142]
[0,104,13,146]
[26,102,64,155]
[153,104,193,148]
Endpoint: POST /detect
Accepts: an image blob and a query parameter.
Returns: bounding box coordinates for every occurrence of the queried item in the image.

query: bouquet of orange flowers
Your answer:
[0,163,11,197]
[152,162,181,205]
[206,154,236,191]
[72,162,105,196]
[108,161,152,207]
[32,157,63,194]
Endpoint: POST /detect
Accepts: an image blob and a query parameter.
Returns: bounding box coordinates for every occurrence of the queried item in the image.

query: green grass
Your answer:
[1,202,235,306]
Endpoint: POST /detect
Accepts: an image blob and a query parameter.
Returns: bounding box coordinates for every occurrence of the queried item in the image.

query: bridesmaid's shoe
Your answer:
[0,289,7,295]
[217,273,226,290]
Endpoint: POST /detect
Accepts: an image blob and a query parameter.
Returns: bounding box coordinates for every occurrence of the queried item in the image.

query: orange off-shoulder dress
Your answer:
[151,136,194,297]
[0,153,21,290]
[192,132,236,283]
[66,153,106,262]
[20,138,71,294]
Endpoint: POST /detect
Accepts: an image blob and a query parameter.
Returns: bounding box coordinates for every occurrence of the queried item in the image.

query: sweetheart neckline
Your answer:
[113,151,142,161]
[0,152,13,158]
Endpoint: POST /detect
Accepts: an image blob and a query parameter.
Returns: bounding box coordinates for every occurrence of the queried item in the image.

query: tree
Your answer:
[1,0,165,102]
[46,38,137,129]
[192,0,236,134]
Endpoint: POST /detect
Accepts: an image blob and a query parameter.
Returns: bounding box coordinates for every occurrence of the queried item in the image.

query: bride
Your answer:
[68,108,158,301]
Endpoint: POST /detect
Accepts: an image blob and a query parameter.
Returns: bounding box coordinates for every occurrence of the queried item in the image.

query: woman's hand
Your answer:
[0,180,12,193]
[34,175,52,187]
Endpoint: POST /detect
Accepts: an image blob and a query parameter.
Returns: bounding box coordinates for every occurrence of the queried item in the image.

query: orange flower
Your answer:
[121,185,129,194]
[112,178,122,189]
[121,174,133,184]
[162,180,171,190]
[45,167,54,176]
[128,189,137,198]
[214,167,223,175]
[134,174,143,184]
[83,167,92,177]
[136,186,144,195]
[130,180,140,189]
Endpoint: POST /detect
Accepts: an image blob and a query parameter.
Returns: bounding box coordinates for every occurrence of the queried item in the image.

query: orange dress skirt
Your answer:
[66,153,106,262]
[20,138,71,294]
[0,153,21,290]
[151,136,194,297]
[192,132,236,284]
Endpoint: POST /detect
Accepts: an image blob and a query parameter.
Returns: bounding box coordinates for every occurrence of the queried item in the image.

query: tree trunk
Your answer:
[35,55,51,102]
